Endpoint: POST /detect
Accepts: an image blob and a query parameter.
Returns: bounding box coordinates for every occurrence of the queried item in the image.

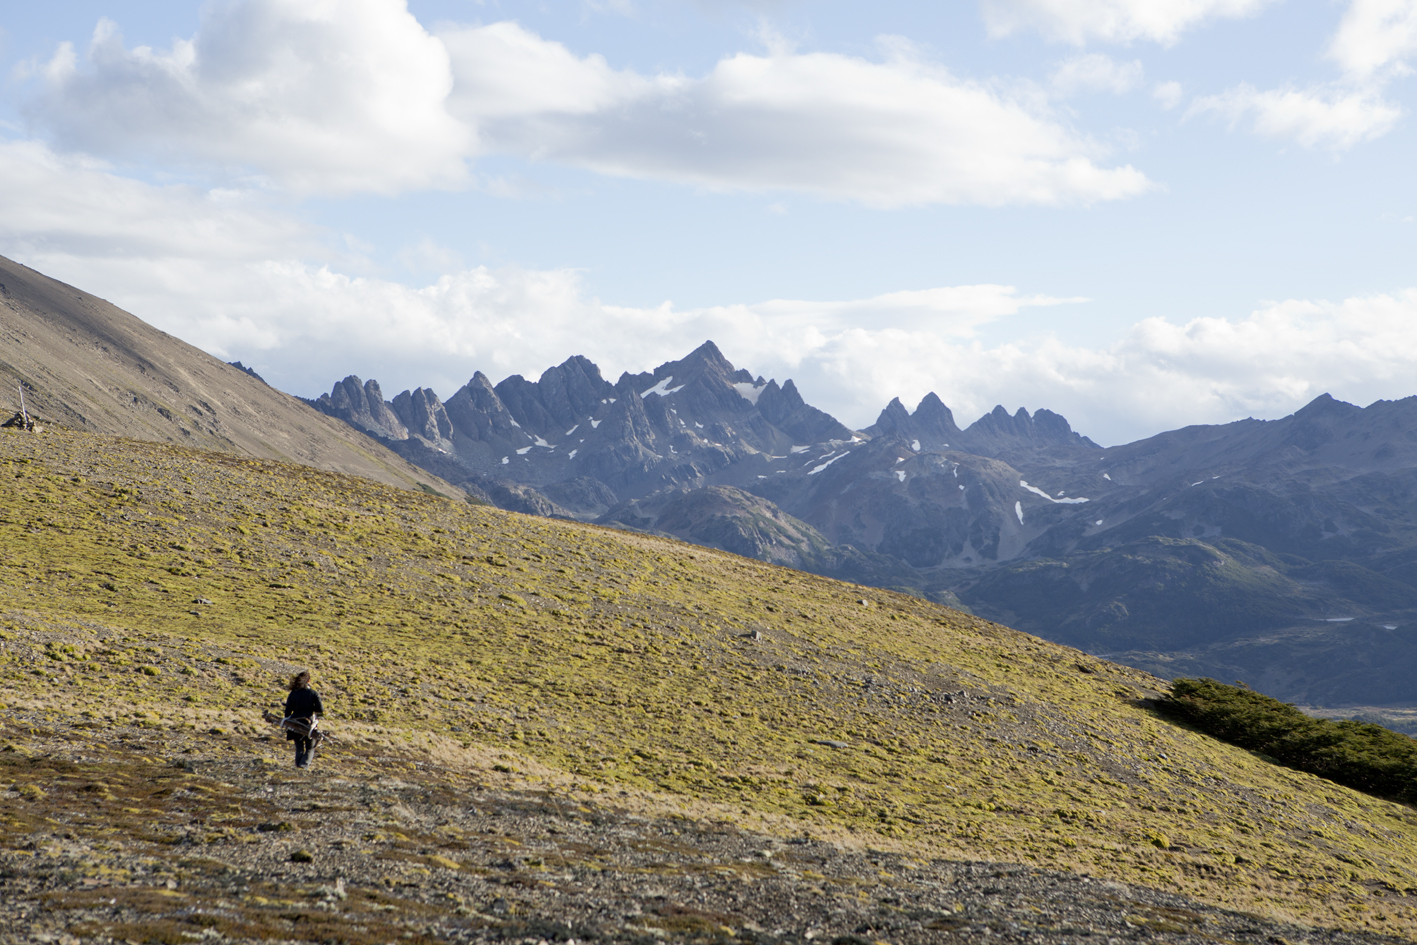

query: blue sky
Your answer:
[2,0,1416,444]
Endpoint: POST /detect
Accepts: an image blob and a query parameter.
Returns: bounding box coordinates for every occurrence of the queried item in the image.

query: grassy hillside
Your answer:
[6,429,1417,936]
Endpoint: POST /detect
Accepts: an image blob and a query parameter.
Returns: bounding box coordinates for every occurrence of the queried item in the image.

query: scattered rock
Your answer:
[0,718,1404,945]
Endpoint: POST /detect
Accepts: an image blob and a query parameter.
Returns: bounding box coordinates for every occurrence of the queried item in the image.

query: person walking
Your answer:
[284,670,324,768]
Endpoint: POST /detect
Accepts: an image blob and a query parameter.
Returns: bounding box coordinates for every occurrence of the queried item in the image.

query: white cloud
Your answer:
[1153,81,1185,110]
[10,138,1415,447]
[729,291,1417,443]
[1049,54,1144,95]
[1329,0,1417,80]
[443,24,1153,207]
[440,20,665,123]
[1186,82,1401,149]
[26,2,1153,207]
[980,0,1279,46]
[27,0,471,196]
[0,139,316,264]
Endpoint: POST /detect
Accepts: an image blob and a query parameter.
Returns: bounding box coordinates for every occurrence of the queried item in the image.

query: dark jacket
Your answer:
[284,687,324,740]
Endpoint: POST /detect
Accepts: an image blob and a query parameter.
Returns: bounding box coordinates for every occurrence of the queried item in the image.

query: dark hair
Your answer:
[288,670,312,691]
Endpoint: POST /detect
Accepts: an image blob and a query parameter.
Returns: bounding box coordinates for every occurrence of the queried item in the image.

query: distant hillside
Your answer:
[0,253,453,494]
[310,347,1417,709]
[6,427,1417,937]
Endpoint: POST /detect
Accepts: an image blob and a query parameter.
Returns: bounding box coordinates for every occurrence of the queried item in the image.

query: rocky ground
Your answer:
[4,714,1409,945]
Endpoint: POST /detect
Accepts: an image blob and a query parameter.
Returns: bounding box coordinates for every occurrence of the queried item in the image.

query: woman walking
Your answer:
[284,670,324,769]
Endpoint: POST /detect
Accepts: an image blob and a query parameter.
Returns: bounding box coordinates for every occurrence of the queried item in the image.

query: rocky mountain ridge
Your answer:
[310,345,1417,709]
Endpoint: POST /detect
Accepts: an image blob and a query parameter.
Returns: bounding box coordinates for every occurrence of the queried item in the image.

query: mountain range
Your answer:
[308,342,1417,709]
[5,247,1413,712]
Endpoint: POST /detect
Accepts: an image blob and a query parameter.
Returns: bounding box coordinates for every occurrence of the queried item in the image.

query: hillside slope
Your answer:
[5,427,1417,938]
[0,254,452,494]
[308,343,1417,708]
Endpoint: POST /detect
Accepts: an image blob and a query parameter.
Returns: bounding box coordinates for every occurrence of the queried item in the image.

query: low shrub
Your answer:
[1160,677,1417,805]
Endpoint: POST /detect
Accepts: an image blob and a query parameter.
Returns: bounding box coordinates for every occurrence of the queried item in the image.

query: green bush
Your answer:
[1160,678,1417,805]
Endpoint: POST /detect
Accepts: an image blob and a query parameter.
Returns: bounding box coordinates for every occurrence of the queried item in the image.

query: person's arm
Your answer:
[312,692,325,717]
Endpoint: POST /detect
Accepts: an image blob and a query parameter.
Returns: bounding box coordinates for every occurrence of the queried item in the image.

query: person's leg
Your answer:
[294,736,309,767]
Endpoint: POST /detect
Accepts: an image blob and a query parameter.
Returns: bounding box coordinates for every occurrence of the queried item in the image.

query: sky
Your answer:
[2,0,1416,445]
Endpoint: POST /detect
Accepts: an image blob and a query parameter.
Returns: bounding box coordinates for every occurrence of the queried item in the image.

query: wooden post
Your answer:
[17,384,30,431]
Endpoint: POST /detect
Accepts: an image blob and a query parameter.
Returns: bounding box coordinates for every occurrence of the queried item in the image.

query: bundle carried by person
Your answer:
[262,708,330,748]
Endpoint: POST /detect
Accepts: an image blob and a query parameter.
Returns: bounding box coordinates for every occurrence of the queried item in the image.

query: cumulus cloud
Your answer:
[1049,54,1144,95]
[27,0,470,196]
[0,140,316,265]
[1186,82,1401,149]
[1329,0,1417,80]
[25,0,1153,207]
[9,139,1414,447]
[100,254,1417,446]
[443,24,1152,207]
[980,0,1279,45]
[730,291,1417,443]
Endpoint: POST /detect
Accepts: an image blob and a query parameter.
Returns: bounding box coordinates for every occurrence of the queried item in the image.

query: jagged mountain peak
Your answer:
[865,391,961,450]
[617,339,744,397]
[496,354,615,435]
[873,397,911,428]
[311,341,859,510]
[963,403,1099,458]
[915,392,955,423]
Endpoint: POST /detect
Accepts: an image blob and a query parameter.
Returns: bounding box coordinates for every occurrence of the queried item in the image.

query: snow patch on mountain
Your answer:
[642,377,686,398]
[809,452,849,476]
[1020,480,1090,504]
[733,380,767,405]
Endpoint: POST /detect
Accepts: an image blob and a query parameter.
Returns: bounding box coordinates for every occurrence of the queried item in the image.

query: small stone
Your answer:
[488,896,510,915]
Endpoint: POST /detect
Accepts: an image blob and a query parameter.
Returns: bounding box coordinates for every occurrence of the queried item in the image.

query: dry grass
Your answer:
[5,428,1417,935]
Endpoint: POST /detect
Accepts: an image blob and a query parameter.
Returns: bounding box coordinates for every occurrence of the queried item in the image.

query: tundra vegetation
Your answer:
[5,429,1417,938]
